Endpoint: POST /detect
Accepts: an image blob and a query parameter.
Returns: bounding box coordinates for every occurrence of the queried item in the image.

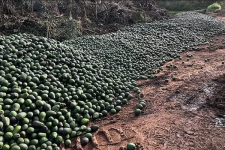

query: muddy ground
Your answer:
[63,10,225,150]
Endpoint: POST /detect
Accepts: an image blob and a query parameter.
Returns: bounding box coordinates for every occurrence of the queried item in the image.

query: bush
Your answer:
[48,17,81,41]
[206,2,222,14]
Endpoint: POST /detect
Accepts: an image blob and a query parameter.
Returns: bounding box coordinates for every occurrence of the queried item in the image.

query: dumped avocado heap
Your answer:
[0,34,136,150]
[65,12,225,79]
[0,12,225,150]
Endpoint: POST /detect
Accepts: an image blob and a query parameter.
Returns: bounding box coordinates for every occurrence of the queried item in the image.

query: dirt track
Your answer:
[64,10,225,150]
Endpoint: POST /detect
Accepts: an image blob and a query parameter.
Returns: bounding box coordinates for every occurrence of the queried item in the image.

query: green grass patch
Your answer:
[206,2,222,14]
[169,11,185,14]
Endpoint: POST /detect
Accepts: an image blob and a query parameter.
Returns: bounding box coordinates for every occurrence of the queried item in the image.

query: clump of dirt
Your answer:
[206,75,225,113]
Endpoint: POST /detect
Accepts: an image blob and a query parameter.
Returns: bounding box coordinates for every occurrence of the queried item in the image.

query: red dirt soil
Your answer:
[63,9,225,150]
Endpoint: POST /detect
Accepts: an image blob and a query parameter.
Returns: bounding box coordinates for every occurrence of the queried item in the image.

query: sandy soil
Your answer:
[63,9,225,150]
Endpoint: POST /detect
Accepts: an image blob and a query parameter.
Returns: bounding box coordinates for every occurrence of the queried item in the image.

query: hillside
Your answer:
[0,0,169,40]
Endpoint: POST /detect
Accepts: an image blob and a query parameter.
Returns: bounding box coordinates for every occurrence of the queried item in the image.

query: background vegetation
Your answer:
[0,0,169,40]
[155,0,225,11]
[206,2,222,13]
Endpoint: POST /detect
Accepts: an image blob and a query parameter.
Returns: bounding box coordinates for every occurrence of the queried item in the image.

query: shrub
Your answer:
[206,2,222,14]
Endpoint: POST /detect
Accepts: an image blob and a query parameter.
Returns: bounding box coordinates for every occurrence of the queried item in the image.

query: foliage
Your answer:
[0,0,82,40]
[62,18,81,40]
[156,0,214,11]
[0,0,169,39]
[206,2,222,14]
[46,17,81,40]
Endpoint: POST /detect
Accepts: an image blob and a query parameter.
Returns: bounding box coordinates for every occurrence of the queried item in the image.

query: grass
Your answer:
[169,11,185,14]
